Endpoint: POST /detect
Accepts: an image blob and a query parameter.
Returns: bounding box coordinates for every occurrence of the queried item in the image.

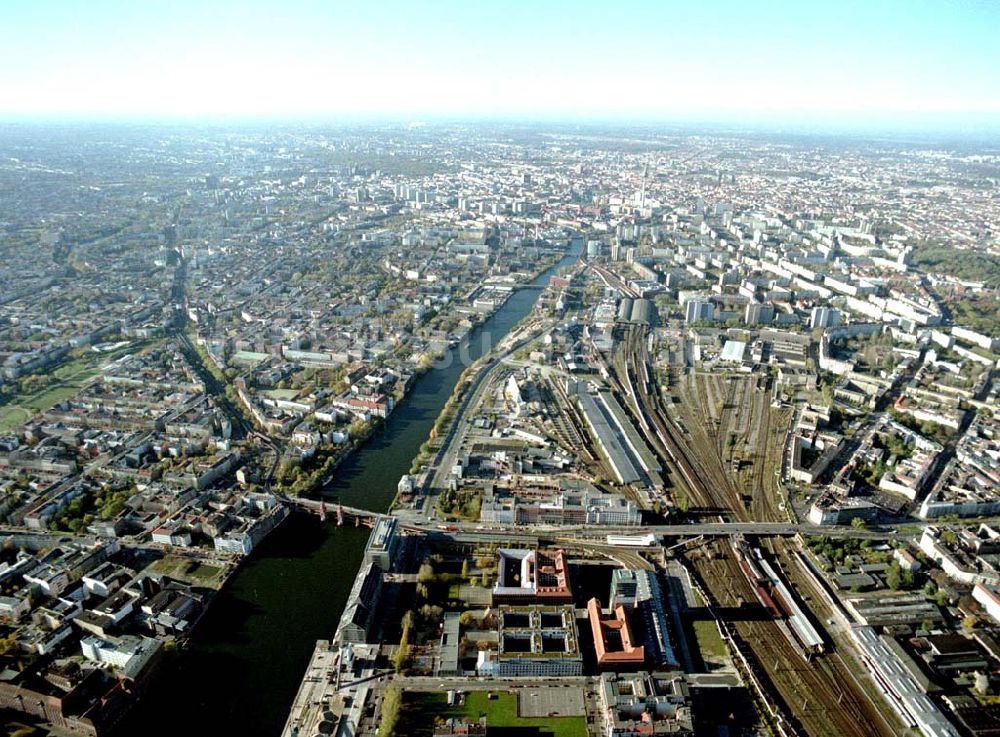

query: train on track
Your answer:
[605,533,658,548]
[734,538,826,659]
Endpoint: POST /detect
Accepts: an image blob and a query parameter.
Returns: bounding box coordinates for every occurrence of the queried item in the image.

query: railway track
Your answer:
[617,328,746,516]
[607,326,711,510]
[669,369,747,517]
[691,544,895,737]
[597,327,896,736]
[541,375,593,462]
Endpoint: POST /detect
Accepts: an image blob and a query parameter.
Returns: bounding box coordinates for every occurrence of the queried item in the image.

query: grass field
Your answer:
[262,388,301,400]
[23,384,81,410]
[0,380,89,432]
[0,407,30,434]
[52,357,99,381]
[0,344,138,433]
[402,692,587,737]
[692,618,727,659]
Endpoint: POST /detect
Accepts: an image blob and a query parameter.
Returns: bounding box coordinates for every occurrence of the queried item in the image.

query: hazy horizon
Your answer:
[1,114,998,145]
[2,0,998,129]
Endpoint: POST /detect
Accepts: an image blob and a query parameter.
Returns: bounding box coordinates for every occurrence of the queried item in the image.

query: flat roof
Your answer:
[720,340,747,362]
[366,517,397,552]
[851,626,959,737]
[578,391,642,485]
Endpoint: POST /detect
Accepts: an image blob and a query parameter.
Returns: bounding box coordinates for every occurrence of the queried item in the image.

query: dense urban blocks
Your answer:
[0,122,996,737]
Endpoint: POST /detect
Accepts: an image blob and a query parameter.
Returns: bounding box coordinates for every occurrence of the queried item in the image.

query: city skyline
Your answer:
[2,0,999,128]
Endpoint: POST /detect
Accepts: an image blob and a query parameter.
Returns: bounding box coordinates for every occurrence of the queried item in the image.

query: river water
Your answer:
[117,245,578,736]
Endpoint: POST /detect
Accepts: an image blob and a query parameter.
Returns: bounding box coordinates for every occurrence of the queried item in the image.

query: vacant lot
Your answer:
[147,555,229,589]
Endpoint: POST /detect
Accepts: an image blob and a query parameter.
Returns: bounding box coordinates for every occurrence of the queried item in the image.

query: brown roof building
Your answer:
[589,598,645,671]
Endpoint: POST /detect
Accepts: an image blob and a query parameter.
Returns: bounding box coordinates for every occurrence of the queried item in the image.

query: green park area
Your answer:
[400,691,587,737]
[262,388,302,401]
[0,368,97,433]
[0,345,148,434]
[0,407,31,434]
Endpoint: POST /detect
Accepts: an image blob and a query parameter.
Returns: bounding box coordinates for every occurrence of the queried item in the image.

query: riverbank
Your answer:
[113,515,371,737]
[115,242,580,737]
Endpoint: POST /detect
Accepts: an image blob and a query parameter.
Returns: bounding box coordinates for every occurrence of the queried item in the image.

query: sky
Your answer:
[1,0,998,127]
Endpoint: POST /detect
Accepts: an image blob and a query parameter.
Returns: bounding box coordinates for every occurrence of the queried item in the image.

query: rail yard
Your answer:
[589,316,900,737]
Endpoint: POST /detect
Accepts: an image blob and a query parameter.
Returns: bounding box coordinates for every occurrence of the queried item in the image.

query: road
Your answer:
[392,516,928,540]
[423,317,553,504]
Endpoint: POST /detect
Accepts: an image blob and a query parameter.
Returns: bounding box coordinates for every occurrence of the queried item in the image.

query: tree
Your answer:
[348,418,370,441]
[401,610,415,632]
[461,559,469,578]
[886,563,902,591]
[417,562,435,584]
[0,633,18,656]
[419,604,444,627]
[963,615,979,631]
[850,516,867,529]
[393,621,411,674]
[377,684,402,737]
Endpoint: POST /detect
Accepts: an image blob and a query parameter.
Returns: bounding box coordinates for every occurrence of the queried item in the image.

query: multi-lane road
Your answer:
[397,517,905,539]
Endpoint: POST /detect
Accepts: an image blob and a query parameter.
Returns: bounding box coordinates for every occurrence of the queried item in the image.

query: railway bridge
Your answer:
[281,496,384,527]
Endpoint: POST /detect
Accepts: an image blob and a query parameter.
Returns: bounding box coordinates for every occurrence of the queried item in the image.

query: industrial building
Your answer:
[363,517,400,571]
[844,592,945,628]
[481,487,641,526]
[436,612,462,676]
[850,626,959,737]
[610,570,679,668]
[574,387,663,487]
[616,297,657,325]
[335,561,383,644]
[719,340,747,363]
[610,568,639,607]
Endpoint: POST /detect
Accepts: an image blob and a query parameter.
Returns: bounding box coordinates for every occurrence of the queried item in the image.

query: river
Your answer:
[116,243,579,736]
